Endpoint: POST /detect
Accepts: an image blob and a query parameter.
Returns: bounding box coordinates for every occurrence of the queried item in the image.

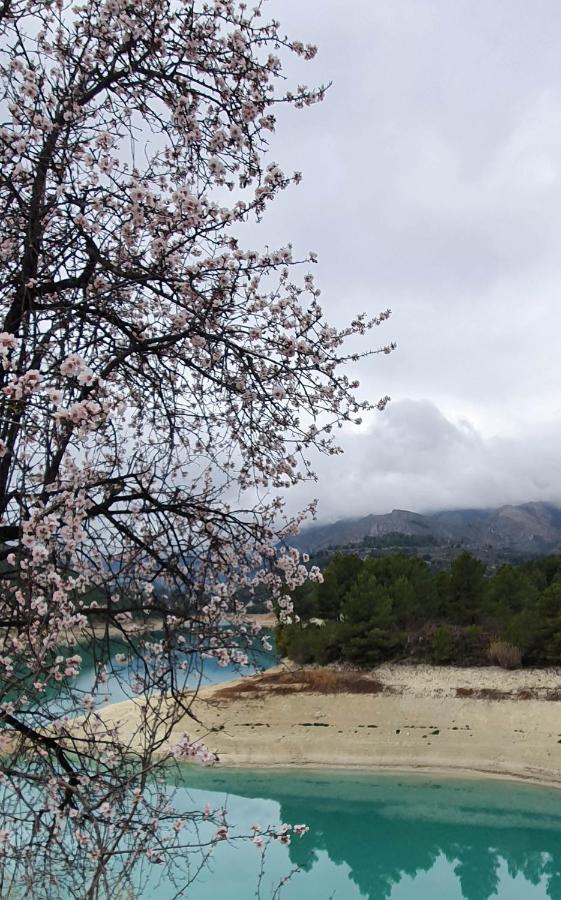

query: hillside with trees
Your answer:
[277,551,561,668]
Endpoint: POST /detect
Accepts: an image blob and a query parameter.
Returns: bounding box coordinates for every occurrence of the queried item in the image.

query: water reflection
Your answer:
[169,769,561,899]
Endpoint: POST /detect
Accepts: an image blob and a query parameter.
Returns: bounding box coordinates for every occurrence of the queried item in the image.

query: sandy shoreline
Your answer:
[88,662,561,788]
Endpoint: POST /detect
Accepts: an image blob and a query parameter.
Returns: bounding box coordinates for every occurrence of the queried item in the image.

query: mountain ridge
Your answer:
[292,501,561,557]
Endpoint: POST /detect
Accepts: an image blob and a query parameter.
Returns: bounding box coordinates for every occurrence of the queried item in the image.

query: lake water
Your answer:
[42,631,277,716]
[138,769,561,899]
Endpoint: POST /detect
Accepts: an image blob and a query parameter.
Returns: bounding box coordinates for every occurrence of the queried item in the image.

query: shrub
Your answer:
[430,625,457,664]
[276,622,345,666]
[504,609,541,659]
[542,630,561,665]
[341,624,405,667]
[487,640,522,669]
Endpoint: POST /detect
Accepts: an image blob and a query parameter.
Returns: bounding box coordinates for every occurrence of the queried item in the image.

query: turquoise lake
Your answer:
[136,768,561,899]
[42,632,277,715]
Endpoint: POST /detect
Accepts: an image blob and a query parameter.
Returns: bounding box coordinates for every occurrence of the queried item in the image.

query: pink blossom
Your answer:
[172,733,217,765]
[3,369,42,399]
[0,332,17,355]
[60,354,87,377]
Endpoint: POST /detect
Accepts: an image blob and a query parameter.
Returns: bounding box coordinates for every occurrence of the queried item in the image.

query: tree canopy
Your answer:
[0,1,391,895]
[279,552,561,668]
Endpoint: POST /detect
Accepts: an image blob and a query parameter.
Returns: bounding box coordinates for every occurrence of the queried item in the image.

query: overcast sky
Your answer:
[249,0,561,522]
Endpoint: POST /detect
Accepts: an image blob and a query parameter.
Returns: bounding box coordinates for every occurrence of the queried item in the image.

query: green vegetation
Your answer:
[360,531,440,549]
[276,551,561,668]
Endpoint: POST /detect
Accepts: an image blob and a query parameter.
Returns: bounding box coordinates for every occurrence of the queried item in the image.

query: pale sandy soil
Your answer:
[374,661,561,697]
[245,612,276,627]
[84,663,561,787]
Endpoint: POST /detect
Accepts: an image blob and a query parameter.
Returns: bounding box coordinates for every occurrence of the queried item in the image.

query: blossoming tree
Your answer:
[0,0,392,895]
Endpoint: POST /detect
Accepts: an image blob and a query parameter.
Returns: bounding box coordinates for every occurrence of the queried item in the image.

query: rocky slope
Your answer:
[293,501,561,556]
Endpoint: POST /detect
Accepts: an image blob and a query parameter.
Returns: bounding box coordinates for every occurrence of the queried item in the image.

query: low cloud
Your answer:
[291,400,561,523]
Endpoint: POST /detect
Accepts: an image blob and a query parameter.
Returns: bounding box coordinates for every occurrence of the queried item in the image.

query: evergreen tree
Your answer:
[341,571,402,664]
[448,552,486,624]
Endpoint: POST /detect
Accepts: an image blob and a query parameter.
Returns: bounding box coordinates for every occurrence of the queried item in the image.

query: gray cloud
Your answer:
[290,400,561,522]
[257,2,561,519]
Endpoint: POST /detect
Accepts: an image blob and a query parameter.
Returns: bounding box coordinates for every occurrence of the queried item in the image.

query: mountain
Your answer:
[292,501,561,558]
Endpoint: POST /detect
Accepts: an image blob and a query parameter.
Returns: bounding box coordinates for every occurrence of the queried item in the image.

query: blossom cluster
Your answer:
[171,733,218,766]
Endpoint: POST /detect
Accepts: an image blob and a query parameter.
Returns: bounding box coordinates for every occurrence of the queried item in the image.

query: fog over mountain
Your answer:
[285,400,561,524]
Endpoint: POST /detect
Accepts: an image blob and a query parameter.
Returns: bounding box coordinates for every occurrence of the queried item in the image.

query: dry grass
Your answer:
[487,640,522,670]
[212,667,388,701]
[214,668,561,704]
[456,686,561,702]
[456,687,508,700]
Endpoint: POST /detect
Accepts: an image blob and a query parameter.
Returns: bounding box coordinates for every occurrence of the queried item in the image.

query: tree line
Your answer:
[277,551,561,667]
